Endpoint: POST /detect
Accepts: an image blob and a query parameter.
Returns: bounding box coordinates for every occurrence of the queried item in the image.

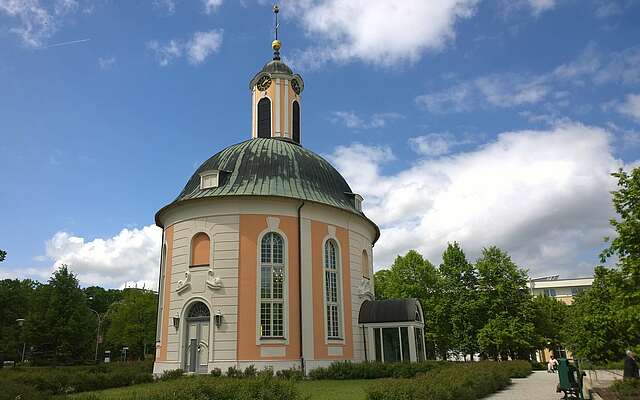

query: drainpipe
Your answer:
[297,201,305,375]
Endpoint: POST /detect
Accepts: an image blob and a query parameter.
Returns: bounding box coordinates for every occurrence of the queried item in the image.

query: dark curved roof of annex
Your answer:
[358,299,423,324]
[156,138,379,238]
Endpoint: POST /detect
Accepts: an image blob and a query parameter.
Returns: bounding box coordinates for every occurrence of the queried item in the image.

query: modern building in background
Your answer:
[152,9,425,375]
[528,275,594,305]
[529,275,594,362]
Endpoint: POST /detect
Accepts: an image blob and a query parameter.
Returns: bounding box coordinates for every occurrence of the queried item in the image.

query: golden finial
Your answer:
[272,4,281,60]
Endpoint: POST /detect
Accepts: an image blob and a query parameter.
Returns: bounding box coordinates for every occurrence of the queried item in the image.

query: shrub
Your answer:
[611,379,640,399]
[227,365,242,378]
[276,367,303,380]
[258,366,274,378]
[158,368,184,381]
[366,361,531,400]
[308,360,445,380]
[243,364,257,377]
[210,367,222,377]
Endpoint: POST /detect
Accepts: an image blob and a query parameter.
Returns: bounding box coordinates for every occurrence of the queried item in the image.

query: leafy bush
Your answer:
[227,365,242,378]
[308,360,445,380]
[0,360,153,397]
[276,367,303,380]
[73,374,302,400]
[366,361,531,400]
[243,364,257,377]
[612,379,640,399]
[210,367,222,377]
[258,366,274,378]
[158,368,184,381]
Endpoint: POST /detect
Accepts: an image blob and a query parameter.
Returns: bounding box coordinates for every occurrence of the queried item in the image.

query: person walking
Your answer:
[624,350,639,380]
[548,355,558,373]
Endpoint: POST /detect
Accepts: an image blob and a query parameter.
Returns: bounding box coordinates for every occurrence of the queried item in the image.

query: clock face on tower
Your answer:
[291,78,301,95]
[256,75,272,91]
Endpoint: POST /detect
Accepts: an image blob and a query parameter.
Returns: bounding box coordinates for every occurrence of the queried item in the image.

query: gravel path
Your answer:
[484,371,565,400]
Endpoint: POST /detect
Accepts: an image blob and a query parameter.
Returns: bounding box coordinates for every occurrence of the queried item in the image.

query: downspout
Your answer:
[297,201,306,375]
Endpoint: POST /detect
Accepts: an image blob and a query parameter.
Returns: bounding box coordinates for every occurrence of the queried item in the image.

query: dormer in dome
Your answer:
[249,5,304,144]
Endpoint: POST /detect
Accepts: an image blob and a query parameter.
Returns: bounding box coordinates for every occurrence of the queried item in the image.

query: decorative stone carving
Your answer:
[358,279,373,298]
[206,269,222,290]
[177,271,191,294]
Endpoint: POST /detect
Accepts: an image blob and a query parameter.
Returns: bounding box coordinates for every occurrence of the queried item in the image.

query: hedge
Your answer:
[366,361,532,400]
[0,360,153,399]
[73,374,302,400]
[308,360,446,379]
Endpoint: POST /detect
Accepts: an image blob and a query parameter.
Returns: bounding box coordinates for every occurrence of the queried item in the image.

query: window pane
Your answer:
[261,234,271,263]
[400,327,410,362]
[273,266,283,299]
[273,303,283,337]
[382,328,401,363]
[261,266,271,299]
[374,328,382,362]
[273,234,283,264]
[415,328,425,362]
[260,303,271,337]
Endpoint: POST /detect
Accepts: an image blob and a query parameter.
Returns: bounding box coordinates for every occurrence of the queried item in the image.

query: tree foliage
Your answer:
[531,294,569,352]
[0,249,6,262]
[106,288,157,360]
[0,279,38,362]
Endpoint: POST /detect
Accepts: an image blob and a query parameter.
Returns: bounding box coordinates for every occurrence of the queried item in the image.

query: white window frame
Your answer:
[199,170,219,189]
[256,229,289,345]
[323,237,345,343]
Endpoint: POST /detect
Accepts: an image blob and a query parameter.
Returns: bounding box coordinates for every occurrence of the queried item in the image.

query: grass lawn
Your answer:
[67,378,371,400]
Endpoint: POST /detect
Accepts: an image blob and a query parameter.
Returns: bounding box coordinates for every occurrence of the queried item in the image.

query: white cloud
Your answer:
[328,122,628,278]
[186,30,223,65]
[203,0,223,14]
[98,56,115,70]
[408,133,472,157]
[553,44,640,86]
[615,93,640,121]
[527,0,557,14]
[147,30,223,66]
[154,0,177,14]
[283,0,478,69]
[329,111,403,129]
[42,225,162,289]
[416,73,550,113]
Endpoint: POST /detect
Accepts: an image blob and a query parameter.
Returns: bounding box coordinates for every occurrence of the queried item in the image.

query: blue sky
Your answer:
[1,0,639,288]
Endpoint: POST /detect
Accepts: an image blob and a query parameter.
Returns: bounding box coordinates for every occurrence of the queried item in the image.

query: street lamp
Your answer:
[15,318,26,363]
[88,297,104,363]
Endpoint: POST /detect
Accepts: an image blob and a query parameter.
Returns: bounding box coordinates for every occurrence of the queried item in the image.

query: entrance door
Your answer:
[183,302,211,373]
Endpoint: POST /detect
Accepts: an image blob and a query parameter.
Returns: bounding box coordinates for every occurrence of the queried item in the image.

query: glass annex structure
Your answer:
[358,299,426,363]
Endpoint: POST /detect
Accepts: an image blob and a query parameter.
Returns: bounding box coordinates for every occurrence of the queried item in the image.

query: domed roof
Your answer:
[157,139,378,236]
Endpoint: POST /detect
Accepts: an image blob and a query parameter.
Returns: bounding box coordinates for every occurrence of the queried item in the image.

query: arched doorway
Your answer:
[183,301,210,373]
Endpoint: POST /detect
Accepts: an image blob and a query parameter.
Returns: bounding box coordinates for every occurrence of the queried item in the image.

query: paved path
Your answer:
[484,371,564,400]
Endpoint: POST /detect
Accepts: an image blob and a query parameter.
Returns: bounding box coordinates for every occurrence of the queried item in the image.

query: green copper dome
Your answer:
[157,139,377,236]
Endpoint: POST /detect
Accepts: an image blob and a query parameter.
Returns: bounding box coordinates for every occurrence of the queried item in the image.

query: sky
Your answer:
[1,0,639,289]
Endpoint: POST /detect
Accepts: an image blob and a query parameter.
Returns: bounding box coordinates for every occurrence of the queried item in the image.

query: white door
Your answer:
[197,321,209,373]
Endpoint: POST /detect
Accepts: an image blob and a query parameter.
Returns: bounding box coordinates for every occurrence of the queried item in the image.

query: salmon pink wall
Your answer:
[158,225,174,362]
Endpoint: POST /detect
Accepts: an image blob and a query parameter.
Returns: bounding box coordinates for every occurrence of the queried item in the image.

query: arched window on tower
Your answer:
[324,239,342,339]
[362,250,370,280]
[190,232,211,267]
[257,98,271,138]
[260,232,285,337]
[292,100,300,143]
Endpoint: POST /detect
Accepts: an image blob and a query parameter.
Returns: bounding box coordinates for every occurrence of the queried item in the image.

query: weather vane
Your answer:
[272,4,281,60]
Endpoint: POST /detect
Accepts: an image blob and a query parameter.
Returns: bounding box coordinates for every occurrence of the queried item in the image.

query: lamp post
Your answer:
[15,318,26,363]
[87,296,104,363]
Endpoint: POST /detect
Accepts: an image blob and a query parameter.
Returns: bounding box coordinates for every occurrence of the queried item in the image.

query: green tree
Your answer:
[26,265,95,365]
[437,242,482,360]
[476,246,535,360]
[84,286,123,314]
[565,167,640,361]
[0,279,38,362]
[0,249,6,262]
[532,294,569,354]
[105,288,157,360]
[373,250,441,358]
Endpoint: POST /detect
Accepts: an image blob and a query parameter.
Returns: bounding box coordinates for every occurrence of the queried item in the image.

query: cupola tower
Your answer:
[249,4,304,143]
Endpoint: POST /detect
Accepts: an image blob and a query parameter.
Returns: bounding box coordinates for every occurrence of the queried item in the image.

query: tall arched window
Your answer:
[190,232,210,267]
[257,98,271,138]
[362,250,370,279]
[324,239,341,339]
[292,100,300,143]
[260,232,285,337]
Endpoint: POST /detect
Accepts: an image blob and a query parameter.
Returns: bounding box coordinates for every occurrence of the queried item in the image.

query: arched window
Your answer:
[187,301,210,319]
[260,232,285,337]
[362,250,370,279]
[190,232,210,267]
[257,98,271,138]
[292,100,300,143]
[324,239,341,339]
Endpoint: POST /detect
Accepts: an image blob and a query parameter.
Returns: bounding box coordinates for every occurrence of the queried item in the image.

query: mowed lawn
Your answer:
[67,378,371,400]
